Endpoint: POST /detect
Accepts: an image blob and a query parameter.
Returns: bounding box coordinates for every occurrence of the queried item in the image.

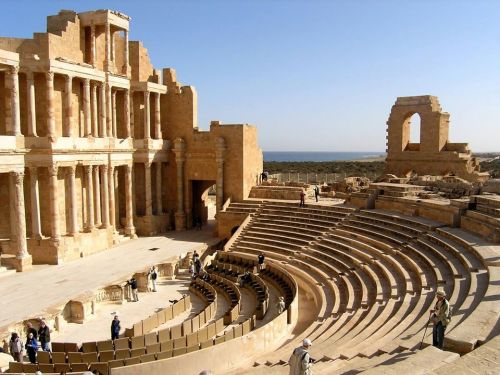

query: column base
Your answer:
[175,212,186,231]
[5,254,33,272]
[125,226,138,239]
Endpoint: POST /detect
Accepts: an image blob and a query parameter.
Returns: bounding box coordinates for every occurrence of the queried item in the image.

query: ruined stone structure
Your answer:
[0,9,262,271]
[385,95,488,182]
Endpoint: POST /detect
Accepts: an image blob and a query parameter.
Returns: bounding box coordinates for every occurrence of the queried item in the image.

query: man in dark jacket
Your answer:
[258,252,265,271]
[38,320,51,352]
[111,315,121,340]
[128,277,138,302]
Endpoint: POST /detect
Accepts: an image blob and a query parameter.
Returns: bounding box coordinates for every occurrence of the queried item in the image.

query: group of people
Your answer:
[189,250,203,278]
[299,185,321,207]
[9,320,51,364]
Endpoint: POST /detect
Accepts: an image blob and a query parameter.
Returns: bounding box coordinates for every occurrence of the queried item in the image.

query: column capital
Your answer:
[84,165,93,174]
[46,71,54,81]
[48,165,58,177]
[67,165,77,176]
[144,90,150,99]
[145,161,152,169]
[10,171,24,185]
[9,65,19,75]
[83,78,90,87]
[102,164,109,173]
[65,74,73,82]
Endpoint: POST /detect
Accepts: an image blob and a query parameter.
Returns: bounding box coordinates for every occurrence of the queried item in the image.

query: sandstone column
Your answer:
[90,24,96,65]
[84,165,94,231]
[11,171,31,271]
[26,71,37,136]
[64,75,73,137]
[100,83,107,137]
[106,83,112,136]
[123,30,129,75]
[91,82,98,137]
[108,165,116,230]
[124,164,136,237]
[8,66,21,136]
[94,166,102,227]
[145,162,152,216]
[154,92,162,139]
[83,78,91,136]
[105,21,111,71]
[173,138,186,230]
[156,162,163,215]
[48,165,60,240]
[29,167,42,240]
[124,89,131,138]
[101,165,110,228]
[130,90,134,138]
[112,90,117,137]
[143,91,150,139]
[215,137,226,214]
[46,72,56,140]
[67,166,79,236]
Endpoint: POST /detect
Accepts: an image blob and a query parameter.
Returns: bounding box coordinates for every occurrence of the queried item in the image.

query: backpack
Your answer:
[151,271,157,280]
[445,302,452,325]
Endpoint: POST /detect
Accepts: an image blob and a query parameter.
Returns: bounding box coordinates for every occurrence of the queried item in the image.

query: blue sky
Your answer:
[1,0,499,152]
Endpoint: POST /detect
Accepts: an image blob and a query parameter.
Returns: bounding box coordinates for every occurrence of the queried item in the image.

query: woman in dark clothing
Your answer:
[111,315,121,340]
[25,332,38,363]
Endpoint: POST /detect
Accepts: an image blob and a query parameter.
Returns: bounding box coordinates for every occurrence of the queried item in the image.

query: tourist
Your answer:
[299,189,305,207]
[430,289,450,349]
[111,315,121,340]
[9,332,23,362]
[128,277,139,302]
[239,270,252,287]
[189,261,196,279]
[26,321,37,341]
[314,185,320,202]
[38,320,51,352]
[149,266,158,292]
[277,296,286,314]
[25,332,38,364]
[194,257,202,276]
[288,338,313,375]
[258,252,265,271]
[193,250,200,263]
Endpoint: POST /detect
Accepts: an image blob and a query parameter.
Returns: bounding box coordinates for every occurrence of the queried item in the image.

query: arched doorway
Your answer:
[403,112,422,151]
[191,180,216,228]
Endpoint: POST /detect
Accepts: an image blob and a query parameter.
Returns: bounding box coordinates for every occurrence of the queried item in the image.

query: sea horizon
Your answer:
[264,151,386,162]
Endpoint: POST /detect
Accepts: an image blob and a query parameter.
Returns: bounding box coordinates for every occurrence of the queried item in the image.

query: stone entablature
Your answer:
[0,9,263,270]
[385,95,488,182]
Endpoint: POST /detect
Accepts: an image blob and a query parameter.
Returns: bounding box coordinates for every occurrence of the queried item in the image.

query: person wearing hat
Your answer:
[430,289,450,349]
[277,296,286,314]
[289,338,313,375]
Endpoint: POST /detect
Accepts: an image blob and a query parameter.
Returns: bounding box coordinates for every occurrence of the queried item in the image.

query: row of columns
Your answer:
[12,164,135,255]
[102,22,129,74]
[4,68,164,140]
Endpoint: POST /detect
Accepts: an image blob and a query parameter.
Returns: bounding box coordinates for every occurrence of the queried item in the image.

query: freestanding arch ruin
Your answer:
[385,95,488,181]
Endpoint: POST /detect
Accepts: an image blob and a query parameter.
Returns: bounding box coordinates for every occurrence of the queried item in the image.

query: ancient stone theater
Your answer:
[0,8,499,375]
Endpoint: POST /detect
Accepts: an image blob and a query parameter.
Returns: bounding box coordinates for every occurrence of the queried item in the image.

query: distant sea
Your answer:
[264,151,385,162]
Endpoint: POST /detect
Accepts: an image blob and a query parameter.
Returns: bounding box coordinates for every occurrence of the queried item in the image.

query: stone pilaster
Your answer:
[215,137,226,213]
[124,165,137,237]
[143,91,150,139]
[94,166,102,227]
[83,78,91,137]
[124,89,131,138]
[64,75,73,137]
[48,165,60,240]
[67,166,79,236]
[105,21,111,71]
[46,72,56,140]
[29,167,42,240]
[145,162,152,216]
[101,165,110,228]
[84,165,94,231]
[26,72,37,136]
[154,92,162,139]
[90,23,96,65]
[174,138,186,230]
[91,83,98,137]
[123,30,129,75]
[8,66,21,136]
[108,165,116,230]
[10,171,32,271]
[112,90,117,137]
[156,162,163,215]
[100,83,107,137]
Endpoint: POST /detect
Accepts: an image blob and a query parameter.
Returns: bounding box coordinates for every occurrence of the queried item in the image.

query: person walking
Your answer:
[289,338,313,375]
[149,266,158,292]
[9,332,24,362]
[430,289,450,349]
[314,185,320,202]
[258,252,265,271]
[111,315,121,341]
[25,332,38,364]
[38,320,51,352]
[128,277,139,302]
[299,190,305,207]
